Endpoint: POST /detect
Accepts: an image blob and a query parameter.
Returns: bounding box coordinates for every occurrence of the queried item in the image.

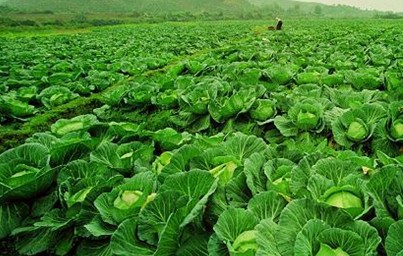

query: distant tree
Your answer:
[254,11,263,19]
[272,3,284,14]
[293,4,301,15]
[182,11,195,21]
[237,12,245,19]
[131,11,142,18]
[71,14,88,24]
[245,11,254,19]
[0,6,16,14]
[376,12,403,19]
[18,19,37,26]
[314,5,322,16]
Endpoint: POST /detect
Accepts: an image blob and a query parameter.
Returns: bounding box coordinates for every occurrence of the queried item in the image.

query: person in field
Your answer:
[275,17,283,30]
[268,17,283,31]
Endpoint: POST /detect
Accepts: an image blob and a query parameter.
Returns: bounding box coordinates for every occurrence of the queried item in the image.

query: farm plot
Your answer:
[0,21,255,121]
[0,19,402,256]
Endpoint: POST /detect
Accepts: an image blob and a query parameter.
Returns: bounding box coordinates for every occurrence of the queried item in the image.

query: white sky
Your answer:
[295,0,403,12]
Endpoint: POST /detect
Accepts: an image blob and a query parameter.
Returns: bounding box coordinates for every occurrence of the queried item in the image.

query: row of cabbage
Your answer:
[0,117,402,255]
[94,21,402,157]
[99,37,402,157]
[0,21,255,121]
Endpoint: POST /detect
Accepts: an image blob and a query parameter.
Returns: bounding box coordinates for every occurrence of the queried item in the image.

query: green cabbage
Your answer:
[0,143,53,201]
[114,190,143,210]
[266,65,295,85]
[293,101,322,131]
[316,243,349,256]
[274,98,324,137]
[325,190,363,217]
[0,95,35,117]
[209,161,237,186]
[38,86,79,109]
[296,72,322,85]
[249,99,276,121]
[390,120,403,140]
[113,190,156,210]
[16,86,38,102]
[51,114,99,136]
[346,120,368,142]
[232,230,258,256]
[125,83,158,105]
[297,110,319,130]
[332,103,387,148]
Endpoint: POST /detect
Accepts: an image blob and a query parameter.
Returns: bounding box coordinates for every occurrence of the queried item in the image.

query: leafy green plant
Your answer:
[208,85,265,123]
[0,95,35,117]
[51,114,99,136]
[258,199,381,256]
[385,101,403,142]
[274,98,325,137]
[38,86,79,109]
[345,68,383,90]
[0,143,53,201]
[249,99,277,124]
[331,103,387,148]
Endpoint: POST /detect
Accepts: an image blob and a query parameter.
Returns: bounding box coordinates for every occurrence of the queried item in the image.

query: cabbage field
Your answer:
[0,19,402,256]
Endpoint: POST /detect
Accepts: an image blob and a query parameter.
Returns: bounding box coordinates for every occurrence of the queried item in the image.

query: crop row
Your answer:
[0,21,257,122]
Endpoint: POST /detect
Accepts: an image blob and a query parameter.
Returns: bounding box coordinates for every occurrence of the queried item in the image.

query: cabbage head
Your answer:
[37,86,79,109]
[231,230,258,256]
[0,95,35,117]
[386,101,403,142]
[332,103,387,148]
[274,98,324,137]
[0,143,54,201]
[249,99,277,122]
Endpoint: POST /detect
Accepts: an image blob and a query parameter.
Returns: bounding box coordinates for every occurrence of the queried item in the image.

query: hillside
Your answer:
[1,0,255,13]
[248,0,378,17]
[0,0,384,18]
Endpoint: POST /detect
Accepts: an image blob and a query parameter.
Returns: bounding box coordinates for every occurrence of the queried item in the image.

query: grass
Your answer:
[0,97,103,152]
[0,27,92,37]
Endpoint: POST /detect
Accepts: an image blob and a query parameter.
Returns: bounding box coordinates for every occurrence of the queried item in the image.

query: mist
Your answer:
[295,0,403,12]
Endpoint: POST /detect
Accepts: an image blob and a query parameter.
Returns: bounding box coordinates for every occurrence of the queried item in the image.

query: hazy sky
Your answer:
[296,0,403,12]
